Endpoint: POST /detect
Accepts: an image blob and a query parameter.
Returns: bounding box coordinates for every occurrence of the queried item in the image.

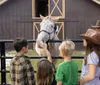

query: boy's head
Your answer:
[13,37,28,53]
[59,40,75,57]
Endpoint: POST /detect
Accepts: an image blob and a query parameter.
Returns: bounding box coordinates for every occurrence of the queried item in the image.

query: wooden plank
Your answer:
[0,0,8,5]
[92,0,100,5]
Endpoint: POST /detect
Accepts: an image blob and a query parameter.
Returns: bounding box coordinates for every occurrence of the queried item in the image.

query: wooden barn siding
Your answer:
[0,0,100,50]
[49,0,100,40]
[50,0,100,49]
[0,0,33,50]
[0,0,100,40]
[0,0,33,40]
[64,0,100,50]
[65,0,100,39]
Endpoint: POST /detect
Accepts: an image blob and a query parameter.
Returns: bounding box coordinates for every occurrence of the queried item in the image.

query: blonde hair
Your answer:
[59,40,75,56]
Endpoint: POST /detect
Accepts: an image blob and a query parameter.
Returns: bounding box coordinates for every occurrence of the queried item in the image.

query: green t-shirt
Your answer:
[56,60,78,85]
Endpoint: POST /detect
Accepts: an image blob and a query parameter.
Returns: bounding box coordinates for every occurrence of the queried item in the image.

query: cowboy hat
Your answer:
[80,29,100,46]
[91,20,100,28]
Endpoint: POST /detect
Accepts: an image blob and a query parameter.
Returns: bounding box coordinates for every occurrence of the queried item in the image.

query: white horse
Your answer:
[35,15,60,63]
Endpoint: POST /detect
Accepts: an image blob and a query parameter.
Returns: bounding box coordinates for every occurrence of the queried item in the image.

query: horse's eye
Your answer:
[51,25,54,28]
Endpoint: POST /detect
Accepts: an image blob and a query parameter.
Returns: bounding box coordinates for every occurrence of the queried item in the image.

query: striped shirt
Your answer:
[10,54,35,85]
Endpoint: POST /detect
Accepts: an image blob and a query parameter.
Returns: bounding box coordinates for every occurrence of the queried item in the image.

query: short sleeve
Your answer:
[56,65,63,81]
[87,51,99,65]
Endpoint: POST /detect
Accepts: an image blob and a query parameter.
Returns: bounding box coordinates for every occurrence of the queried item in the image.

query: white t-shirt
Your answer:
[81,51,100,85]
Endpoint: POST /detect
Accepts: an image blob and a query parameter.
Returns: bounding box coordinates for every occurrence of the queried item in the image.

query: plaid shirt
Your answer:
[10,54,35,85]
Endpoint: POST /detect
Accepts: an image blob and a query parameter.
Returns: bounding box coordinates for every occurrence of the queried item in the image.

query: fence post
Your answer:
[0,42,6,84]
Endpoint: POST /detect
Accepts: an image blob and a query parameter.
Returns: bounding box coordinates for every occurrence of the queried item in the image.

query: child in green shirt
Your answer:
[56,40,78,85]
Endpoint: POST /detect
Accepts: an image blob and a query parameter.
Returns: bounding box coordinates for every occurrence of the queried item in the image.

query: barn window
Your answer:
[32,0,65,18]
[32,0,48,18]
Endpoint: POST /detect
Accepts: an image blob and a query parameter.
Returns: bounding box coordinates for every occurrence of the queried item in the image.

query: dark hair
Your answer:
[84,40,100,66]
[84,41,93,65]
[13,37,28,52]
[37,58,53,85]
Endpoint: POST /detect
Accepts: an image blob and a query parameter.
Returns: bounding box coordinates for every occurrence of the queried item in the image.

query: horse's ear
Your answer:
[51,17,60,22]
[40,14,45,20]
[49,15,51,19]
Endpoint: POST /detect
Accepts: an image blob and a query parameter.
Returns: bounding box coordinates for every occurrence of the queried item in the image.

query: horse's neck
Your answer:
[48,35,59,56]
[49,35,59,48]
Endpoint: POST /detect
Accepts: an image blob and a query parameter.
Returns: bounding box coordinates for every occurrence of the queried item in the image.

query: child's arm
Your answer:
[45,48,52,63]
[57,82,62,85]
[38,40,52,62]
[79,64,96,84]
[56,66,63,85]
[26,60,35,85]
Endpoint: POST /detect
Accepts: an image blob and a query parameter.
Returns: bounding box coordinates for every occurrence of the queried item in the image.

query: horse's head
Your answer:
[35,15,60,60]
[36,15,59,43]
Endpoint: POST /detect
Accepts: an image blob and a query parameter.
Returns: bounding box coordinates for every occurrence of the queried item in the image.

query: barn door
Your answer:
[48,0,65,18]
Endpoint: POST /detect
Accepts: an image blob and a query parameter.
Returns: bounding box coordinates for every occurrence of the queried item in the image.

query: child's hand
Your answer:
[37,40,52,62]
[37,40,47,49]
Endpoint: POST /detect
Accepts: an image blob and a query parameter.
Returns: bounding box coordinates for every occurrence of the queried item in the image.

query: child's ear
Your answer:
[22,47,26,51]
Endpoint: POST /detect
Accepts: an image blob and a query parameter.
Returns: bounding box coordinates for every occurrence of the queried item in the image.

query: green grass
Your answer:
[1,49,84,84]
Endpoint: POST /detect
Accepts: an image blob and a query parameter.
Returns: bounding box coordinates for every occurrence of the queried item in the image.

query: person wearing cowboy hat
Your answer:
[79,29,100,85]
[91,20,100,31]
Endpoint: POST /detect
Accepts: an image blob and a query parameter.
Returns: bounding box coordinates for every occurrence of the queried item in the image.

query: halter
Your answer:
[38,24,58,50]
[39,24,57,40]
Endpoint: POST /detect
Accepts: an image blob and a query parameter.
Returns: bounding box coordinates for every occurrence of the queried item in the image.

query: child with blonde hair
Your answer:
[56,40,78,85]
